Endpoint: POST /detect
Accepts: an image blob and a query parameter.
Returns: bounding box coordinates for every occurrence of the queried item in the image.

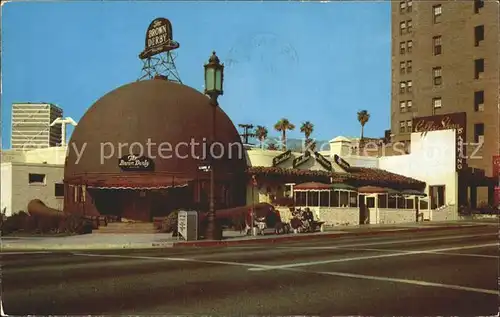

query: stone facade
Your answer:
[430,204,458,221]
[318,207,359,226]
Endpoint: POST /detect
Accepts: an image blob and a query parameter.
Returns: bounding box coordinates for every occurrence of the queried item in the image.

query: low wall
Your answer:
[378,208,416,224]
[431,205,458,221]
[318,207,359,226]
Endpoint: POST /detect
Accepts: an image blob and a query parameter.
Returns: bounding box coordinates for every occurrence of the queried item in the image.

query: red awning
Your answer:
[69,174,193,190]
[358,186,388,194]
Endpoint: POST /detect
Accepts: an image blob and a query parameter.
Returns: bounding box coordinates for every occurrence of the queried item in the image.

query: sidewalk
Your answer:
[0,220,494,251]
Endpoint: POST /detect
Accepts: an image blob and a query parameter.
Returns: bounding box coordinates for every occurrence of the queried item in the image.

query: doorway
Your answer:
[358,194,367,224]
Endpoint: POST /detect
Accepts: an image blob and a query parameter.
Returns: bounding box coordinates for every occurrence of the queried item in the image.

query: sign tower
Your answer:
[138,18,182,83]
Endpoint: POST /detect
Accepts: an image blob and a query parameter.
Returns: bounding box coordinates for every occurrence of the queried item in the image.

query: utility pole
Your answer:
[238,123,255,145]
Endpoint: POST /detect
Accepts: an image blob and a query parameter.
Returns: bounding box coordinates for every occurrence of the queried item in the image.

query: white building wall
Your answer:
[1,163,13,216]
[378,130,457,206]
[9,163,64,215]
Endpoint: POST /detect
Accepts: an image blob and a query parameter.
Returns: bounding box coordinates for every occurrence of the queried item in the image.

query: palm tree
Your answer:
[357,110,370,140]
[300,121,315,152]
[274,118,295,151]
[254,125,268,149]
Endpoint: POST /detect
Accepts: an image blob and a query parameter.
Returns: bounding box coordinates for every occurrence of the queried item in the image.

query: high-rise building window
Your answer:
[407,0,412,12]
[400,82,407,94]
[433,36,442,55]
[400,1,406,13]
[400,62,406,74]
[407,20,413,33]
[406,120,412,132]
[433,67,442,85]
[400,101,406,112]
[474,123,484,143]
[474,58,484,79]
[474,0,484,14]
[400,21,406,35]
[407,40,413,53]
[400,42,406,54]
[433,97,442,109]
[407,100,413,110]
[406,60,412,73]
[407,80,412,93]
[433,5,442,24]
[474,25,484,46]
[474,91,484,112]
[400,121,406,133]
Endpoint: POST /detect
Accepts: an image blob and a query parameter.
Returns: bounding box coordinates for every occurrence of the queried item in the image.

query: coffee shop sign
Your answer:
[414,116,461,135]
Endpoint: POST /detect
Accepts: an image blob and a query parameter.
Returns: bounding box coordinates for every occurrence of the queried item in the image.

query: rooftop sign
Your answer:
[139,18,180,59]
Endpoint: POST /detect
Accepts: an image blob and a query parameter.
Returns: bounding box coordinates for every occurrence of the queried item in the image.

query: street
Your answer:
[1,225,499,316]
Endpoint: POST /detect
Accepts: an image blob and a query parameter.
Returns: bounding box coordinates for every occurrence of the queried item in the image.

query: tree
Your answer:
[274,118,295,151]
[300,121,315,152]
[254,125,268,149]
[357,110,370,140]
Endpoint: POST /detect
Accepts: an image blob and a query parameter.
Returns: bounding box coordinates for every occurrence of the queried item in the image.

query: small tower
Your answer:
[138,18,182,83]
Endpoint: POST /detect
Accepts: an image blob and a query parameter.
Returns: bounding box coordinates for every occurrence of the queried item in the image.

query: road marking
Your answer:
[248,243,499,271]
[336,245,499,259]
[274,233,497,250]
[310,270,499,295]
[72,251,499,296]
[0,251,52,255]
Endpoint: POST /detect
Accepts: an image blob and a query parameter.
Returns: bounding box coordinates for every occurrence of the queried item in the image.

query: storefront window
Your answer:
[330,191,339,207]
[340,191,349,207]
[420,199,429,210]
[406,198,414,209]
[367,197,376,208]
[396,195,405,208]
[320,191,330,207]
[378,194,388,208]
[349,192,358,207]
[309,191,319,206]
[388,195,397,208]
[295,192,307,206]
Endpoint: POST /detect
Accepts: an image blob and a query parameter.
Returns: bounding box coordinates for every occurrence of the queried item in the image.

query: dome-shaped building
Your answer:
[64,78,247,221]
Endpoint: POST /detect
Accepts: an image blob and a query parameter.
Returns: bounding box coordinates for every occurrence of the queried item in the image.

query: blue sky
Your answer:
[1,1,391,148]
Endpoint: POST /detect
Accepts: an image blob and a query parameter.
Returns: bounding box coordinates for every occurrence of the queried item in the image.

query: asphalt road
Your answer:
[2,226,499,316]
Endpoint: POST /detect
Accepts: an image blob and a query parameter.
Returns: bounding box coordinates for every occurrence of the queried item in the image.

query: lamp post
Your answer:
[204,51,224,240]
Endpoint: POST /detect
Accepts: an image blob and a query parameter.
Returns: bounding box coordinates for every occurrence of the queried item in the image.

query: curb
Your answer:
[172,224,489,248]
[1,242,174,252]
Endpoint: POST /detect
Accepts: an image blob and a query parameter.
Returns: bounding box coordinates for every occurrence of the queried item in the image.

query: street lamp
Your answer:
[204,51,224,240]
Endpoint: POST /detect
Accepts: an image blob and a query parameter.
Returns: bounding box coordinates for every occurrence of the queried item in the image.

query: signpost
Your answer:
[251,175,257,236]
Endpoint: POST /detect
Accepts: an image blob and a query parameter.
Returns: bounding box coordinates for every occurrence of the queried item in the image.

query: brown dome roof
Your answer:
[65,79,246,187]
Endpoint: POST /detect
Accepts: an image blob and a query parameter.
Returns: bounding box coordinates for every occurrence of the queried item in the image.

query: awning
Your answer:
[87,183,189,190]
[358,186,389,194]
[331,183,357,191]
[401,189,427,197]
[71,174,193,190]
[294,182,332,190]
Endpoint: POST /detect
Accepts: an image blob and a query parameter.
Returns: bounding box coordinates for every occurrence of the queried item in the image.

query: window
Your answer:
[433,36,442,55]
[406,60,412,73]
[474,25,484,46]
[433,67,442,85]
[399,42,406,55]
[320,192,329,207]
[400,61,406,74]
[474,123,484,143]
[406,120,413,132]
[400,101,406,112]
[474,0,484,13]
[400,21,406,35]
[349,192,358,207]
[407,20,413,33]
[474,91,484,112]
[429,185,446,209]
[433,5,442,23]
[29,173,46,185]
[55,183,64,197]
[406,80,412,93]
[407,40,413,53]
[400,121,406,133]
[407,0,412,12]
[378,194,387,208]
[474,58,484,79]
[400,1,406,13]
[407,100,413,110]
[433,97,442,109]
[399,82,406,94]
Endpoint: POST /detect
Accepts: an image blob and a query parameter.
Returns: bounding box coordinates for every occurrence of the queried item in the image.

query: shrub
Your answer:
[59,214,93,235]
[1,211,31,235]
[158,210,179,233]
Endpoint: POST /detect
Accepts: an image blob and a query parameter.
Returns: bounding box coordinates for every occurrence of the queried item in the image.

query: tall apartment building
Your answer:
[11,103,63,150]
[390,0,499,177]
